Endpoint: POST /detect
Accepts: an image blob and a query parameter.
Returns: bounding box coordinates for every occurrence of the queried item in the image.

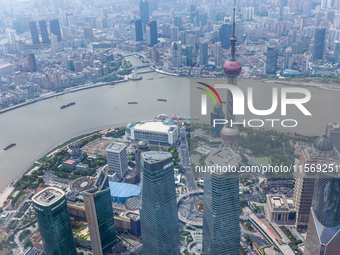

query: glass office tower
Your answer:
[304,159,340,255]
[203,148,240,254]
[32,187,76,255]
[140,151,180,255]
[83,170,119,255]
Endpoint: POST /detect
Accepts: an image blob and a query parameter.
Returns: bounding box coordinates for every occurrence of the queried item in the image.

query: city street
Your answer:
[180,127,196,191]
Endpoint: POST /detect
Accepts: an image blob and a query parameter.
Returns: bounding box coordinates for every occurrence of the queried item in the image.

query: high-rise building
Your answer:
[300,15,307,31]
[106,142,128,179]
[293,135,339,232]
[29,21,40,44]
[50,34,59,53]
[209,8,217,23]
[266,46,278,74]
[133,19,143,41]
[215,42,222,66]
[150,46,160,63]
[32,187,76,255]
[171,26,178,42]
[280,0,288,17]
[312,27,326,60]
[50,19,62,42]
[27,53,37,72]
[304,159,340,255]
[174,16,182,30]
[219,23,231,49]
[203,148,240,254]
[186,45,193,66]
[187,34,196,52]
[199,42,208,66]
[162,24,170,37]
[84,26,94,42]
[171,42,182,67]
[140,151,180,255]
[139,0,149,23]
[220,0,242,149]
[326,123,340,152]
[82,170,120,255]
[146,21,157,46]
[314,11,321,26]
[39,20,50,44]
[179,31,186,45]
[303,1,312,17]
[5,29,16,45]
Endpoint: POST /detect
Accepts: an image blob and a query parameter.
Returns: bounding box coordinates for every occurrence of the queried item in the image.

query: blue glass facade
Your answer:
[33,189,76,255]
[140,151,180,255]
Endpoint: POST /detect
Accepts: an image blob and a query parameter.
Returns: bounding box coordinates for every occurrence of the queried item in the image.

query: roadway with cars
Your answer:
[179,127,197,191]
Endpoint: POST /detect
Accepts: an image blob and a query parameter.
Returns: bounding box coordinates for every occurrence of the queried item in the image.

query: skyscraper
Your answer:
[106,142,128,179]
[266,46,278,74]
[140,151,180,255]
[312,27,326,60]
[29,21,40,44]
[171,42,182,67]
[171,26,178,42]
[146,21,157,46]
[50,34,59,53]
[215,42,222,66]
[39,20,50,44]
[174,16,182,30]
[186,45,193,67]
[5,29,16,45]
[84,26,94,42]
[82,170,120,255]
[139,0,149,23]
[293,135,339,232]
[133,19,143,41]
[27,53,37,72]
[300,15,307,31]
[199,42,208,66]
[50,19,62,42]
[219,23,231,49]
[304,158,340,255]
[203,148,240,254]
[32,187,76,255]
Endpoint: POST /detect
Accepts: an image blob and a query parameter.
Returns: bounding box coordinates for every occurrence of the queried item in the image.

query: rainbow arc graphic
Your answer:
[196,82,222,115]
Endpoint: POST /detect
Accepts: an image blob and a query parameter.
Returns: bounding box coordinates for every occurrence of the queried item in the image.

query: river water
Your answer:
[0,54,339,191]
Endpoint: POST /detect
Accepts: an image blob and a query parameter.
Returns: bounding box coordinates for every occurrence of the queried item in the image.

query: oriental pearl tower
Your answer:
[220,0,242,149]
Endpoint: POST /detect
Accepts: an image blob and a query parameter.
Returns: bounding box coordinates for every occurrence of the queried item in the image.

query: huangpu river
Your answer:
[0,55,339,191]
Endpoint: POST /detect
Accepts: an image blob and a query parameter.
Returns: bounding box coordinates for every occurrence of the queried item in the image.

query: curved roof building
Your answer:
[313,135,334,152]
[109,182,140,203]
[281,69,301,77]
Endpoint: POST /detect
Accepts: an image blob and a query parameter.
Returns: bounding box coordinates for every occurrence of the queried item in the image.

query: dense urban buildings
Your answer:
[326,122,340,152]
[82,170,120,255]
[140,151,180,254]
[32,187,77,254]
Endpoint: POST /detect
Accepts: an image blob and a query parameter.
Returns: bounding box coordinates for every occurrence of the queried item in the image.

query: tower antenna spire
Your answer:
[232,0,236,36]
